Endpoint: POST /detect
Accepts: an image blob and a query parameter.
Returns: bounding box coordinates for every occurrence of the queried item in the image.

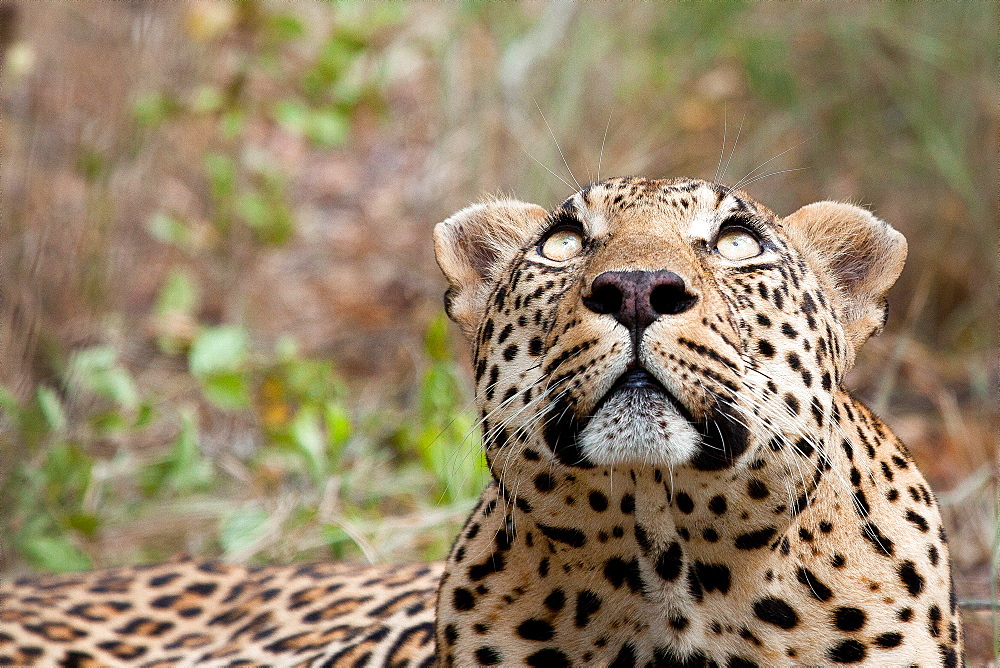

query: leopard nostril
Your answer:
[583,281,623,315]
[650,282,697,315]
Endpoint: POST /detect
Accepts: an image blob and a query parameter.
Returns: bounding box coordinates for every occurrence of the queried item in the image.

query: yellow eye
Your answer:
[541,229,584,261]
[715,228,762,261]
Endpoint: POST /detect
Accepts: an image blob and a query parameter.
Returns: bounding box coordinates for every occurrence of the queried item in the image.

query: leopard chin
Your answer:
[578,384,700,467]
[577,367,699,467]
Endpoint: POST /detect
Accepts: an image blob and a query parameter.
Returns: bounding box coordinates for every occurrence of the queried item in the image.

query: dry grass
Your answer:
[0,1,996,661]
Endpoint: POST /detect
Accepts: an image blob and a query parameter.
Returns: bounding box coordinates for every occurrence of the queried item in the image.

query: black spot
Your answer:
[537,523,586,548]
[757,340,775,357]
[754,597,798,629]
[784,393,800,414]
[833,606,866,631]
[781,323,798,338]
[939,644,958,668]
[905,509,929,532]
[708,495,727,515]
[928,544,940,566]
[528,336,544,356]
[727,657,760,668]
[873,632,902,648]
[609,642,637,668]
[702,527,719,542]
[588,491,608,511]
[786,352,801,369]
[575,590,602,627]
[543,398,593,468]
[150,595,179,609]
[747,479,769,499]
[798,528,814,542]
[676,492,694,514]
[693,561,731,594]
[861,522,895,556]
[796,567,832,601]
[543,589,565,611]
[604,557,643,593]
[898,560,924,596]
[634,524,652,552]
[794,438,814,458]
[534,473,555,492]
[619,494,635,514]
[852,489,870,517]
[655,542,683,581]
[503,344,519,361]
[819,520,833,533]
[485,365,499,400]
[526,648,571,668]
[451,588,474,611]
[476,646,502,664]
[668,615,689,631]
[149,573,180,587]
[497,323,513,344]
[928,604,941,637]
[517,619,554,641]
[734,526,776,550]
[826,639,867,663]
[468,552,505,581]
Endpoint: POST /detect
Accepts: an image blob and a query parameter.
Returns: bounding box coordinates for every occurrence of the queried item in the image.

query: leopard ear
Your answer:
[783,202,907,356]
[434,200,549,339]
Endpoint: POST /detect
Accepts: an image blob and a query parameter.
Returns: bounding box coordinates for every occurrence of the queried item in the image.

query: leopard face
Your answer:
[434,176,961,666]
[461,177,855,478]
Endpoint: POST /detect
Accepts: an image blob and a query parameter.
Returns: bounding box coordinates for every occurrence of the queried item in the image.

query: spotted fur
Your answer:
[0,177,960,667]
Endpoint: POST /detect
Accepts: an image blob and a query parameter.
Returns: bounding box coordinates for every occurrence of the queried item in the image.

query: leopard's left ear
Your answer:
[782,201,907,356]
[434,200,549,340]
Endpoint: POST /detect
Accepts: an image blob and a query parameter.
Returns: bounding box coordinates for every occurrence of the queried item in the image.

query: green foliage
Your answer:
[398,314,486,504]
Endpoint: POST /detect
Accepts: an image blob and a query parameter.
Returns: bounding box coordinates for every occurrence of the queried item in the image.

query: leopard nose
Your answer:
[583,270,698,333]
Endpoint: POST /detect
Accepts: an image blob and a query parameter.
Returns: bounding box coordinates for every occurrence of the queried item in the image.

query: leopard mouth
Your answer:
[543,364,751,470]
[591,365,689,419]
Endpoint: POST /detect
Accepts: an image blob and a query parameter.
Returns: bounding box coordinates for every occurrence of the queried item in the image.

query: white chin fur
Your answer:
[578,388,700,467]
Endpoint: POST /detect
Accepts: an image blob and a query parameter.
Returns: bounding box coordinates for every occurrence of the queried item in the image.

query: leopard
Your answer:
[0,176,960,667]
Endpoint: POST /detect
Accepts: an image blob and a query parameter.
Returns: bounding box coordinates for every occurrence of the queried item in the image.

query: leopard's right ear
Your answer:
[434,200,549,340]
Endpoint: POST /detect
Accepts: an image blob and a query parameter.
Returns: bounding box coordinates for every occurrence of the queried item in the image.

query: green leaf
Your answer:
[220,505,270,556]
[132,91,178,127]
[65,513,99,536]
[202,371,251,410]
[19,534,92,572]
[36,386,67,432]
[324,401,351,459]
[204,152,237,201]
[307,109,349,147]
[156,268,200,317]
[69,347,139,410]
[269,13,305,41]
[291,405,327,480]
[274,99,309,134]
[189,326,248,377]
[190,85,224,114]
[140,409,212,494]
[147,211,192,249]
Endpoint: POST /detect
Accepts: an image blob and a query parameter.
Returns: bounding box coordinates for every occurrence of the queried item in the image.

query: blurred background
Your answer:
[0,1,996,660]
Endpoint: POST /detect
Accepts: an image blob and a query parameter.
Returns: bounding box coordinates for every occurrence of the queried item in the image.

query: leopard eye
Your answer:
[541,229,584,261]
[715,227,761,261]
